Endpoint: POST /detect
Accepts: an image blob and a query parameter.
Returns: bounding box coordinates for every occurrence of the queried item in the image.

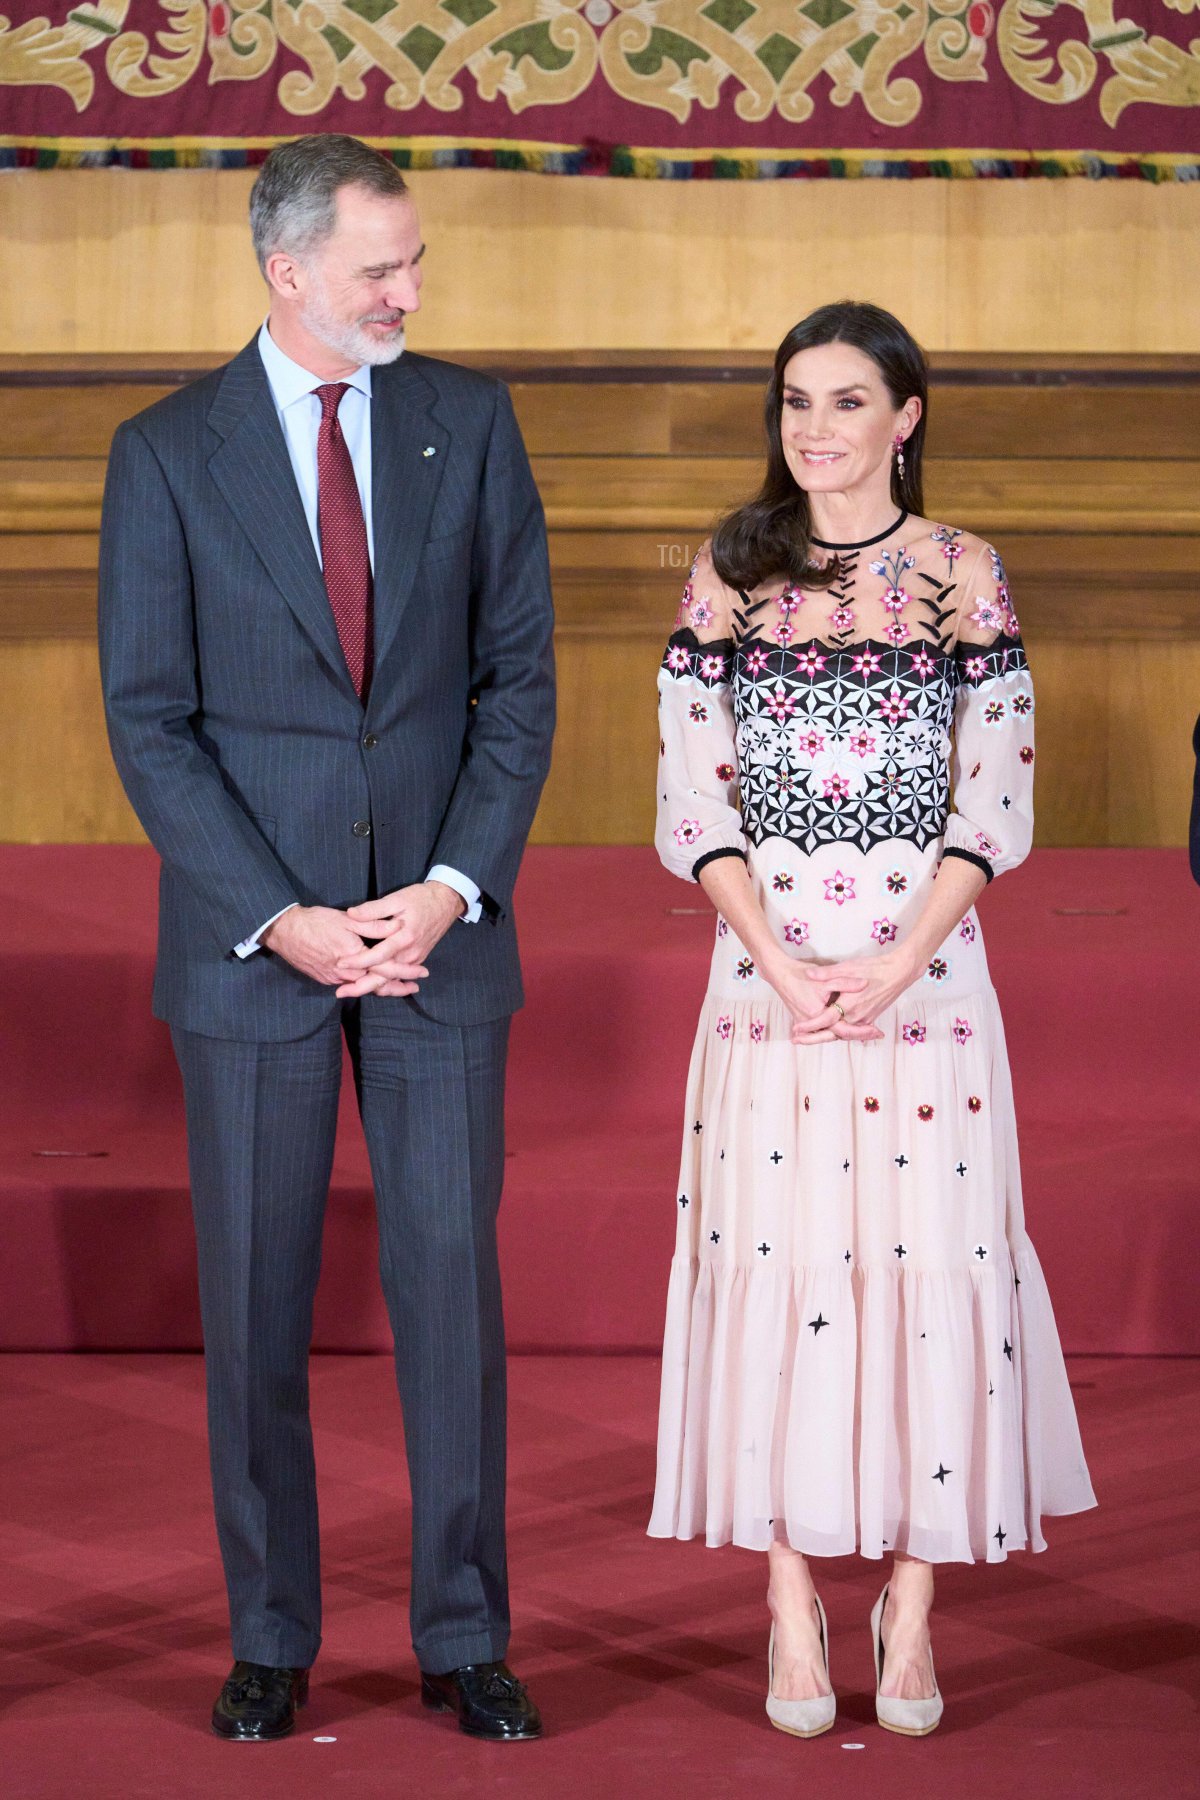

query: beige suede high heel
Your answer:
[766,1594,836,1739]
[870,1584,943,1737]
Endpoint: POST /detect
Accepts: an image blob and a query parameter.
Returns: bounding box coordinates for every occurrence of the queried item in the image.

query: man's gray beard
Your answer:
[299,288,406,367]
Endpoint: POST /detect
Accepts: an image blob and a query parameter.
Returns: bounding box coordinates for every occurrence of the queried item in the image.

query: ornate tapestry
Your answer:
[2,1,1198,176]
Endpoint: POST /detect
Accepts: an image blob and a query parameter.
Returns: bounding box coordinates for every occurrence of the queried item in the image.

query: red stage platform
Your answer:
[2,1350,1197,1800]
[0,847,1196,1355]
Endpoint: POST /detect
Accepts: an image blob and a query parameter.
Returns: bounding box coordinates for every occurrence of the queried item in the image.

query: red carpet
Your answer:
[2,1351,1198,1800]
[0,846,1196,1354]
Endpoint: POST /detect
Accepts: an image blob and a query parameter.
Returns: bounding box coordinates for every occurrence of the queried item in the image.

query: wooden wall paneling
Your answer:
[0,640,140,842]
[1,172,1198,355]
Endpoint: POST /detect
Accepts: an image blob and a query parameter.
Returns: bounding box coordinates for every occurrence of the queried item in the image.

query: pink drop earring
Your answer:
[894,435,906,481]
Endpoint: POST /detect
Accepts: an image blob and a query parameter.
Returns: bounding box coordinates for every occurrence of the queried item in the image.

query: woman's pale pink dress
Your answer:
[649,521,1095,1562]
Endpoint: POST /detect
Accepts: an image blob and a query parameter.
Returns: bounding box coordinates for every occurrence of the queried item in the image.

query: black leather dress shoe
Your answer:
[211,1661,309,1740]
[420,1661,542,1740]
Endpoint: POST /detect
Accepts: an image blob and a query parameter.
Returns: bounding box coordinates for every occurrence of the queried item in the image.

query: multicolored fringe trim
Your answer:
[2,139,1197,181]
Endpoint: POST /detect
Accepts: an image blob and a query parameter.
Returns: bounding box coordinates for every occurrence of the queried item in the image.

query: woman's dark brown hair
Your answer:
[710,300,928,593]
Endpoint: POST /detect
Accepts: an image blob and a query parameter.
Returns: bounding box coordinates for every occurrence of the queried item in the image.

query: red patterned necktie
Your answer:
[315,382,373,699]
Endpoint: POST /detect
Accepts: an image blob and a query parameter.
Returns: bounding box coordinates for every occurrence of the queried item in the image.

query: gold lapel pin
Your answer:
[422,445,437,458]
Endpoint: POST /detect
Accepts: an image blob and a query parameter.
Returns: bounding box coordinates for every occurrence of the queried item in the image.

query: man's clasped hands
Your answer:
[261,880,466,998]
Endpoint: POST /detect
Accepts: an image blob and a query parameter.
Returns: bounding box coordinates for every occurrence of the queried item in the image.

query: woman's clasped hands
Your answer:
[765,944,924,1045]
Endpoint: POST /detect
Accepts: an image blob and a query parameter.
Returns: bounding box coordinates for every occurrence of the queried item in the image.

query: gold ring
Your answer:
[834,1002,846,1021]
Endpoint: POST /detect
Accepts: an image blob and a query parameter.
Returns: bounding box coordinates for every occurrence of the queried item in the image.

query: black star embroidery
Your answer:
[678,1193,689,1209]
[693,1120,703,1135]
[894,1153,909,1169]
[769,1150,783,1165]
[919,1331,926,1339]
[844,1249,852,1263]
[894,1242,907,1259]
[709,1231,720,1245]
[994,1524,1007,1548]
[757,1241,772,1257]
[956,1162,967,1178]
[974,1244,988,1261]
[933,1464,951,1484]
[1003,1337,1013,1361]
[842,1158,851,1172]
[1001,795,1012,810]
[808,1313,829,1334]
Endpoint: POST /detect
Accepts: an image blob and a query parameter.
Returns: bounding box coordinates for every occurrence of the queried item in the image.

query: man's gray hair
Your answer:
[249,135,409,273]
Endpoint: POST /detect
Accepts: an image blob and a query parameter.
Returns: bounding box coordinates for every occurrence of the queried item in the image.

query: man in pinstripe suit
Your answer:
[98,135,554,1743]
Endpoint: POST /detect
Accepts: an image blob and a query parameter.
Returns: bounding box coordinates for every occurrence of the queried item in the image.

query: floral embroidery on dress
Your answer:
[931,525,964,566]
[902,1021,927,1045]
[698,652,728,682]
[1019,746,1034,765]
[969,597,1007,635]
[1011,692,1033,717]
[716,761,735,781]
[824,871,855,906]
[689,597,714,630]
[715,1015,733,1040]
[734,957,755,981]
[953,1018,973,1045]
[744,647,770,677]
[864,1096,880,1113]
[795,648,827,677]
[784,919,810,946]
[871,918,898,944]
[886,870,908,895]
[982,700,1007,727]
[749,1019,766,1043]
[772,871,795,893]
[689,701,710,724]
[968,1095,983,1113]
[717,918,729,938]
[927,957,950,982]
[917,1103,935,1122]
[674,819,701,846]
[959,917,977,942]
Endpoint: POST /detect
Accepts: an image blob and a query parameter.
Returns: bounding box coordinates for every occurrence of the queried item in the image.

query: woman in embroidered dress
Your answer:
[648,302,1094,1738]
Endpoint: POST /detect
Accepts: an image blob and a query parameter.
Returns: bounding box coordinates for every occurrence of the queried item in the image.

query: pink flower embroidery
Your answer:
[688,701,709,723]
[902,1021,926,1045]
[716,1015,733,1040]
[982,699,1006,727]
[822,773,851,802]
[778,588,804,618]
[917,1103,935,1122]
[879,684,911,727]
[717,917,729,937]
[784,918,810,946]
[796,730,826,757]
[909,647,937,681]
[847,730,876,758]
[886,870,908,895]
[744,647,770,677]
[953,1017,973,1045]
[968,1094,983,1113]
[749,1019,765,1043]
[1019,745,1034,765]
[964,655,988,682]
[764,682,797,722]
[673,819,702,846]
[852,648,883,677]
[824,870,855,906]
[1012,692,1033,716]
[882,586,911,616]
[959,917,977,943]
[864,1096,880,1113]
[871,918,897,944]
[773,620,795,647]
[772,871,795,892]
[795,647,826,677]
[976,832,999,859]
[883,621,909,647]
[666,644,691,674]
[734,956,755,981]
[689,598,713,629]
[970,598,1006,634]
[829,606,856,634]
[716,761,735,781]
[927,957,950,981]
[698,653,727,682]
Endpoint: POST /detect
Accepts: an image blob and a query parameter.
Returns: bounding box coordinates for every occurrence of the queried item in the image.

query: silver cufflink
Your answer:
[422,445,437,458]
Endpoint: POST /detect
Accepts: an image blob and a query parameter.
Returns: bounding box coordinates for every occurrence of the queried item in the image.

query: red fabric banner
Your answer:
[1,1,1198,176]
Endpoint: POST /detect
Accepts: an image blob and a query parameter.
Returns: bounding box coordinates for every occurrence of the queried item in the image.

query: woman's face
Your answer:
[778,340,920,499]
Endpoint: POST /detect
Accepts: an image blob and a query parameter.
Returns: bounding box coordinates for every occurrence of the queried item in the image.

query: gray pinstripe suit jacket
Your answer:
[99,338,555,1041]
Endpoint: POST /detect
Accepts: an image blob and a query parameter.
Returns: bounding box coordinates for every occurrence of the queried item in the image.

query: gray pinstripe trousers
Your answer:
[171,1002,511,1675]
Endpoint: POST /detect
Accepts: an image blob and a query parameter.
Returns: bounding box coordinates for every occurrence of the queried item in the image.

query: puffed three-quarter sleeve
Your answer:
[655,552,749,883]
[942,543,1035,883]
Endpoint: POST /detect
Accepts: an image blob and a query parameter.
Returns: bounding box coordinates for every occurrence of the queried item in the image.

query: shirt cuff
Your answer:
[234,902,298,959]
[426,864,482,924]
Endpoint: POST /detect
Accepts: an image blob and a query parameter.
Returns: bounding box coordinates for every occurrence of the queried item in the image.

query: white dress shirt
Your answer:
[235,324,481,957]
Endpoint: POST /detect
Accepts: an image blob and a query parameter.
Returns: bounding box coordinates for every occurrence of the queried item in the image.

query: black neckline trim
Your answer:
[811,509,908,553]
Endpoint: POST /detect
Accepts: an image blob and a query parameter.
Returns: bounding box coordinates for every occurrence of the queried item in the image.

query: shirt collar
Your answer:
[257,321,372,411]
